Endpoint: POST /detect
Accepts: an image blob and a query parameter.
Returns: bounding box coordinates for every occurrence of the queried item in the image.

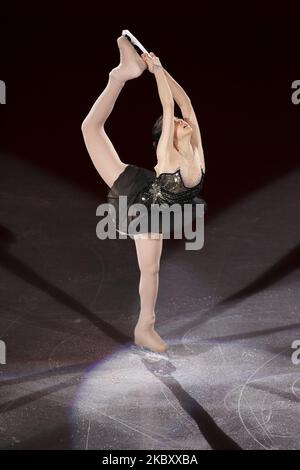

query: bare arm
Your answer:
[161,67,191,109]
[153,64,173,106]
[143,52,205,171]
[152,62,175,160]
[163,67,204,165]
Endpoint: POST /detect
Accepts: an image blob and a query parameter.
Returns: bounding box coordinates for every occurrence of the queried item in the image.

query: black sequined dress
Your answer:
[106,164,207,235]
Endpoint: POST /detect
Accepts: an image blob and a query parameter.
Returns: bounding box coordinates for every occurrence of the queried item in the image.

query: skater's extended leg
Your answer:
[81,36,146,188]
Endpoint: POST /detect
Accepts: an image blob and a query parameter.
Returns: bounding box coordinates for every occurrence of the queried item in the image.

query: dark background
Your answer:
[0,2,299,212]
[0,3,300,451]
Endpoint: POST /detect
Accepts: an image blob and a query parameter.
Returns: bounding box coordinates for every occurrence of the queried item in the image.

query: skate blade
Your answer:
[121,29,149,55]
[131,344,169,360]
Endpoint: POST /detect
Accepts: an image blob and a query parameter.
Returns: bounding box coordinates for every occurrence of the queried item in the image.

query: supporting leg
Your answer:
[133,233,169,353]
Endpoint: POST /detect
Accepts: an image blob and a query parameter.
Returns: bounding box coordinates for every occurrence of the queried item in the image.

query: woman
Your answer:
[81,35,206,354]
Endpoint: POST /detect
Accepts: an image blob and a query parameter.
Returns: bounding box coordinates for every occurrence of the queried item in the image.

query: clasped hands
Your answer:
[141,52,163,73]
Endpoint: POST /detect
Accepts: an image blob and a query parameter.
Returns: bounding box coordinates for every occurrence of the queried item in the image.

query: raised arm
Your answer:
[161,67,191,109]
[162,67,204,158]
[143,53,174,161]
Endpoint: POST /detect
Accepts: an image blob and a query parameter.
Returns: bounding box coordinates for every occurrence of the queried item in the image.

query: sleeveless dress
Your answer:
[106,164,207,236]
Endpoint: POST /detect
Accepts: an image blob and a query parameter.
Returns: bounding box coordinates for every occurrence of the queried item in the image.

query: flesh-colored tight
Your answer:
[81,37,167,351]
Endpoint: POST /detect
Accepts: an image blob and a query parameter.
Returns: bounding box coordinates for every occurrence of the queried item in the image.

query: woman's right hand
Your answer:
[141,52,163,73]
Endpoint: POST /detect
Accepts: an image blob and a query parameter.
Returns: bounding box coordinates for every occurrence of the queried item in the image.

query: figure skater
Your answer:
[81,35,206,353]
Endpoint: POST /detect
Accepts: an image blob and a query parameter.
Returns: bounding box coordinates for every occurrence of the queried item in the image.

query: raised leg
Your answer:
[133,233,169,353]
[111,36,147,82]
[81,36,147,189]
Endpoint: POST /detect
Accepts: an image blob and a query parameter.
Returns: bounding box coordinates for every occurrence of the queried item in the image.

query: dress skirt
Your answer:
[106,164,207,237]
